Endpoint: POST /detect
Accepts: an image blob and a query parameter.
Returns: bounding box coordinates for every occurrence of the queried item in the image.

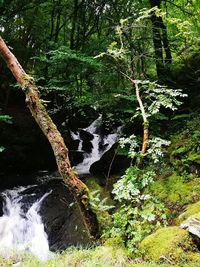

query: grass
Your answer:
[0,245,199,267]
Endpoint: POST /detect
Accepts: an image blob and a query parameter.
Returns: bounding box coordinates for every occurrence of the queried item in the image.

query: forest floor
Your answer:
[0,245,199,267]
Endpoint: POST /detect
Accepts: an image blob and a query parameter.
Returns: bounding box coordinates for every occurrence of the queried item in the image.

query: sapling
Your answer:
[96,15,187,252]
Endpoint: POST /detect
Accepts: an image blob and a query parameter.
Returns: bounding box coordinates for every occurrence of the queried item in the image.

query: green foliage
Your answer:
[0,115,12,152]
[89,190,114,212]
[47,46,102,68]
[0,115,12,123]
[119,134,170,163]
[86,178,114,233]
[110,166,167,253]
[164,1,200,59]
[169,115,200,173]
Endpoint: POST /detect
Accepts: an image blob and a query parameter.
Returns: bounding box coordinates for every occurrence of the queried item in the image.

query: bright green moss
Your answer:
[168,115,200,173]
[188,153,200,164]
[139,226,198,264]
[178,201,200,223]
[150,174,200,206]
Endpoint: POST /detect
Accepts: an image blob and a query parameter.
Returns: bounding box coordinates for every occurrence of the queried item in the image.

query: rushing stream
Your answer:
[0,116,121,261]
[71,115,121,175]
[0,185,51,261]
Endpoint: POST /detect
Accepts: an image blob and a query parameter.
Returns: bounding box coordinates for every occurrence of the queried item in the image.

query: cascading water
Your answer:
[71,115,121,175]
[0,185,51,261]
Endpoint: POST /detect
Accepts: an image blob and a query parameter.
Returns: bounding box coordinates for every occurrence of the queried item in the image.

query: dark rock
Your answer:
[73,140,80,150]
[89,143,130,180]
[0,104,57,174]
[0,196,4,216]
[79,130,94,141]
[78,130,94,153]
[68,107,98,131]
[82,140,93,153]
[0,177,96,251]
[0,173,38,191]
[69,151,84,165]
[99,138,109,152]
[39,180,94,251]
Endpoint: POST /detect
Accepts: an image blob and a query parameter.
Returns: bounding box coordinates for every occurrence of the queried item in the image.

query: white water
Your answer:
[71,115,121,175]
[0,186,51,261]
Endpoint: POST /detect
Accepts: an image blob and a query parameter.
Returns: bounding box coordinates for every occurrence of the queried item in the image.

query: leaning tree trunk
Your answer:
[0,36,98,237]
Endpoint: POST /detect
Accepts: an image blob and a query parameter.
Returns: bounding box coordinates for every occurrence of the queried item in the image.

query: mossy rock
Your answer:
[179,201,200,224]
[139,226,198,264]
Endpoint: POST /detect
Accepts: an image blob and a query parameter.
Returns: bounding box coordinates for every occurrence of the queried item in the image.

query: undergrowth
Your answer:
[0,245,199,267]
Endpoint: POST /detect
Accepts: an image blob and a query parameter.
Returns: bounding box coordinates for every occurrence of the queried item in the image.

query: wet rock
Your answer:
[0,196,3,216]
[69,151,84,165]
[90,144,130,179]
[181,218,200,249]
[78,130,93,153]
[79,130,94,141]
[82,140,93,153]
[68,108,98,131]
[0,173,38,191]
[39,180,94,251]
[71,139,80,151]
[0,176,96,251]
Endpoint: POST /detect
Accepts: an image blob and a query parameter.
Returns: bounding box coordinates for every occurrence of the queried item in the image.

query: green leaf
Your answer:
[0,146,5,152]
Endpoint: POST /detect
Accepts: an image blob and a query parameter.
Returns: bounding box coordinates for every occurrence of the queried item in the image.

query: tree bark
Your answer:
[135,81,149,156]
[121,72,149,156]
[0,36,98,237]
[149,0,172,79]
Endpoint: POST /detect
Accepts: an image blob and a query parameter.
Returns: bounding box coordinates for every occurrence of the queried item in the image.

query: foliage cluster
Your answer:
[0,114,12,152]
[110,166,167,253]
[169,115,200,172]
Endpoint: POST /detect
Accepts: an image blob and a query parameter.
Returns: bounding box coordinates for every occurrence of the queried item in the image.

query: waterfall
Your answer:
[71,115,121,175]
[0,185,51,261]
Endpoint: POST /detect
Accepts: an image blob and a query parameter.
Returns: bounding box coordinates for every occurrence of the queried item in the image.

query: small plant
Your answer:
[98,16,187,253]
[89,190,114,212]
[110,158,167,253]
[0,114,12,152]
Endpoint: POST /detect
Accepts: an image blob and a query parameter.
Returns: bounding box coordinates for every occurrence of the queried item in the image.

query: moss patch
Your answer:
[178,201,200,224]
[168,115,200,173]
[139,226,198,264]
[150,174,200,207]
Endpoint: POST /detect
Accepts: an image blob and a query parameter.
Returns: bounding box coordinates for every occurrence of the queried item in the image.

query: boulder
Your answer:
[79,130,94,141]
[68,107,98,131]
[139,226,199,264]
[69,151,84,165]
[0,176,96,252]
[181,218,200,249]
[39,179,95,251]
[179,202,200,249]
[178,201,200,224]
[89,144,130,179]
